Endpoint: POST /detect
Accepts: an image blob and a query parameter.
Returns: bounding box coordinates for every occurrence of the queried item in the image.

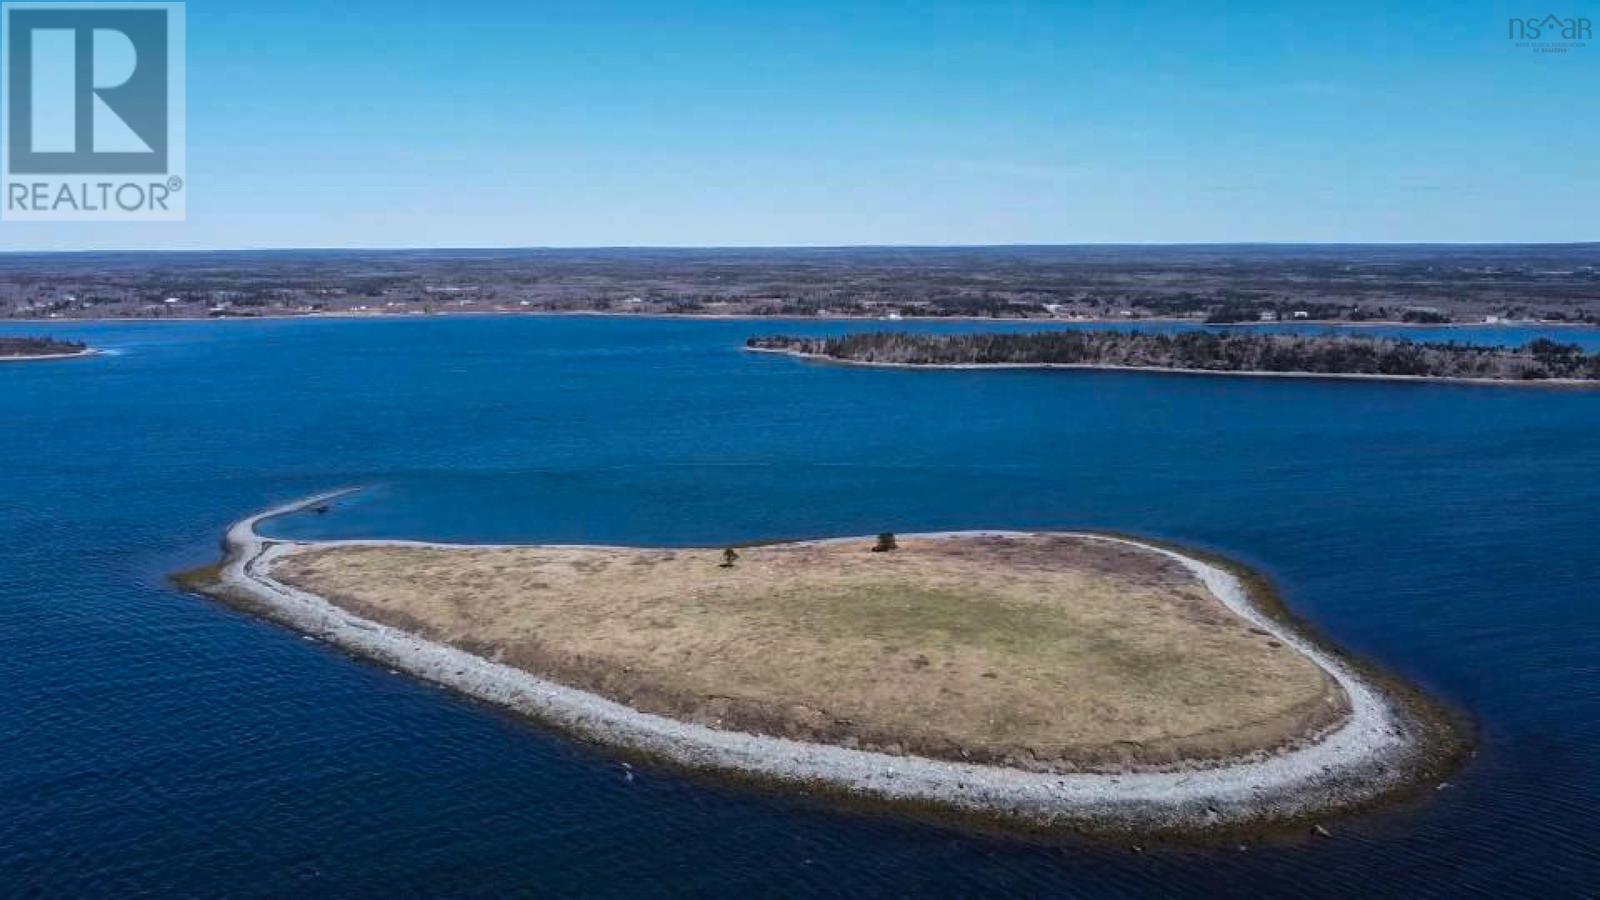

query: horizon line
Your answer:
[1,240,1598,257]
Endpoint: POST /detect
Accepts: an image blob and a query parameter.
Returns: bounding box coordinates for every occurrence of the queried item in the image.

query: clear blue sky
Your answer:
[3,0,1596,249]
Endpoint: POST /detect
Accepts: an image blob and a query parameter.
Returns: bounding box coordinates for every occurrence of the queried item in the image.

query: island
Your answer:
[0,336,93,362]
[177,493,1463,840]
[747,331,1600,384]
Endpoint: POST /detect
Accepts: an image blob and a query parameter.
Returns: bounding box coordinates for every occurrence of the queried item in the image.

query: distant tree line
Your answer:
[747,331,1600,382]
[0,336,86,356]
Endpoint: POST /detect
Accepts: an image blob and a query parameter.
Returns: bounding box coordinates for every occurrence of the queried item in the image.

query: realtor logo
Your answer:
[2,2,185,220]
[1507,13,1592,52]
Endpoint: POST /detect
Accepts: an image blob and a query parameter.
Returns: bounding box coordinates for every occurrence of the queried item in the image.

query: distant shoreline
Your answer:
[6,309,1600,329]
[745,345,1600,389]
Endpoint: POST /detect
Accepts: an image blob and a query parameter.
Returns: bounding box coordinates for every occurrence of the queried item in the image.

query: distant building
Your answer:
[1292,310,1309,319]
[1258,310,1279,322]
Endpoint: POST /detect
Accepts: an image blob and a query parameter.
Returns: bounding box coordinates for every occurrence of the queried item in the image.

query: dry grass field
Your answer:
[273,534,1349,772]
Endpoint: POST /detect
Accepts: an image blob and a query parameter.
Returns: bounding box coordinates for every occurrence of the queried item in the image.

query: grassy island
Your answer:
[181,493,1464,838]
[270,534,1347,771]
[0,337,90,360]
[748,331,1600,382]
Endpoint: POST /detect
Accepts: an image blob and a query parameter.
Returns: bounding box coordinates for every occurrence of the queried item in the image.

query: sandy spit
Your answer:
[209,491,1437,835]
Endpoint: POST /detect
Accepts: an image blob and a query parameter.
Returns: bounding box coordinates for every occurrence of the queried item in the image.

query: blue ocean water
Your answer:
[2,316,1598,897]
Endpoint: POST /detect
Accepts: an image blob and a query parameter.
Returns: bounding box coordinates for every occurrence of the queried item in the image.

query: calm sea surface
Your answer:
[2,317,1598,897]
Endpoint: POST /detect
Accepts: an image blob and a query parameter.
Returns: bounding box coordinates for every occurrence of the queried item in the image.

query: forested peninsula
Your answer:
[0,337,90,360]
[747,331,1600,383]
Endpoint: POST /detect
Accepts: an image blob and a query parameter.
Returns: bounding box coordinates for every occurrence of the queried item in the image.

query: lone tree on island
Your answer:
[873,533,898,553]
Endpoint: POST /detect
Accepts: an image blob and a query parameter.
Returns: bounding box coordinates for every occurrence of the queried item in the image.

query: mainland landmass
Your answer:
[0,336,90,360]
[6,244,1599,324]
[748,331,1600,383]
[178,494,1464,838]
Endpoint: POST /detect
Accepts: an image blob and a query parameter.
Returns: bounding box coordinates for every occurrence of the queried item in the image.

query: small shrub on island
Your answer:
[721,547,739,568]
[873,533,898,553]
